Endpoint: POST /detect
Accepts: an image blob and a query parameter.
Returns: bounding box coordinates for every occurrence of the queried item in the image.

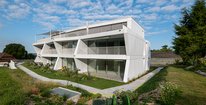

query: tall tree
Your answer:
[173,0,206,65]
[3,43,28,59]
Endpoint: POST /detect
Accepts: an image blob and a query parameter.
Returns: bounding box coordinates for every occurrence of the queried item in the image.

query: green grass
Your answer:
[23,63,125,89]
[0,67,26,104]
[136,66,206,105]
[0,67,101,104]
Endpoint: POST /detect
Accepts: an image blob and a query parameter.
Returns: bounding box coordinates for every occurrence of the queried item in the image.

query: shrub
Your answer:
[41,89,51,97]
[44,63,51,70]
[114,90,138,104]
[30,94,42,102]
[199,58,206,66]
[66,100,74,105]
[30,87,40,95]
[159,82,181,105]
[49,94,64,105]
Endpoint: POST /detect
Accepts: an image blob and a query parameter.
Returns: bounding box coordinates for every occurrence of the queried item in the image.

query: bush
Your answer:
[49,94,64,105]
[92,93,102,99]
[66,100,74,105]
[41,89,51,97]
[30,87,40,95]
[199,58,206,66]
[114,90,138,104]
[159,82,181,105]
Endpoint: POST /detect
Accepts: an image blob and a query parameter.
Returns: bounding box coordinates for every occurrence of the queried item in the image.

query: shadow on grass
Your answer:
[135,67,168,95]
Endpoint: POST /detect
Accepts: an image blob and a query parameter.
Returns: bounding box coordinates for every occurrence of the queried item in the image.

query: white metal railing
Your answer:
[54,25,125,38]
[37,25,126,40]
[88,46,126,55]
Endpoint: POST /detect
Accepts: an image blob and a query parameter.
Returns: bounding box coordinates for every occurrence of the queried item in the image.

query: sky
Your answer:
[0,0,195,53]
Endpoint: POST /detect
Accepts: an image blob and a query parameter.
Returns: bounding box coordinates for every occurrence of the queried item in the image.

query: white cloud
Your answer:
[146,29,168,36]
[147,6,161,12]
[49,0,67,4]
[84,14,122,20]
[67,0,93,9]
[0,0,8,7]
[67,18,87,28]
[154,0,168,6]
[5,3,30,19]
[137,0,150,3]
[33,13,60,29]
[161,4,179,12]
[142,13,158,20]
[0,0,195,30]
[38,14,60,23]
[37,21,55,30]
[33,3,76,15]
[106,4,123,14]
[171,0,179,3]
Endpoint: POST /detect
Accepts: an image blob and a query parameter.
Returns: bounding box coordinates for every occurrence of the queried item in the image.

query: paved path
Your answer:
[17,64,163,97]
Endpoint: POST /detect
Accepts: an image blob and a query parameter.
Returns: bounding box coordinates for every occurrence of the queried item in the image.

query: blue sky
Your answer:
[0,0,195,53]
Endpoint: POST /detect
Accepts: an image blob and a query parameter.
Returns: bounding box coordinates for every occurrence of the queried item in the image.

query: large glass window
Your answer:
[87,59,126,81]
[62,41,77,48]
[96,60,106,71]
[86,36,126,54]
[62,58,76,70]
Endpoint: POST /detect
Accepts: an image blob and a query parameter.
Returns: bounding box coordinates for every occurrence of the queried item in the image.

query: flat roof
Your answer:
[37,17,144,36]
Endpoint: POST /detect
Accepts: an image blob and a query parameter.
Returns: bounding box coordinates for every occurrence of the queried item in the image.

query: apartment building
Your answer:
[33,17,150,82]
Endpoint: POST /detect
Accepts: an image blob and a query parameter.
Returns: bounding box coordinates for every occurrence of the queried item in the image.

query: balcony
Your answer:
[37,37,51,43]
[44,49,57,54]
[88,46,126,55]
[62,48,75,54]
[52,22,127,38]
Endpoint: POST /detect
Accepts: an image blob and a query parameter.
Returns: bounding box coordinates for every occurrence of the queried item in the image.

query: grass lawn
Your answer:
[23,63,125,89]
[0,67,26,105]
[0,67,60,104]
[0,67,101,104]
[136,66,206,105]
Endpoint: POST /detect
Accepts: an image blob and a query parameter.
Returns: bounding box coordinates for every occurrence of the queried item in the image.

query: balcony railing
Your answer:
[37,37,51,43]
[88,46,126,55]
[43,49,57,54]
[62,48,75,54]
[50,24,126,38]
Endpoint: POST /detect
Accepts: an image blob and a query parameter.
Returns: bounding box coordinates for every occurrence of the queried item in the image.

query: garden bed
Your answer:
[23,61,125,89]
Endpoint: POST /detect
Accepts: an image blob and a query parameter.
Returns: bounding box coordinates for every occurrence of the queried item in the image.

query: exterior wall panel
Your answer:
[33,17,150,82]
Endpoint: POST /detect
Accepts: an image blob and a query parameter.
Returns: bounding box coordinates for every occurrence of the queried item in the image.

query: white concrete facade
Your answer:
[33,17,150,82]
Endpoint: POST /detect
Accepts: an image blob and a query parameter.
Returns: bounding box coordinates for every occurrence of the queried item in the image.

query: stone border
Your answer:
[17,64,163,97]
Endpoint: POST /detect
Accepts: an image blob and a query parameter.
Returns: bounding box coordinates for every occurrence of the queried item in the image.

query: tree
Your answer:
[3,43,28,59]
[151,45,173,52]
[26,53,36,59]
[173,0,206,65]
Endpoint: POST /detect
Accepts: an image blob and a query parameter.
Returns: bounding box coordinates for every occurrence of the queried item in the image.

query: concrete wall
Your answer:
[128,18,144,38]
[151,58,182,66]
[123,26,149,82]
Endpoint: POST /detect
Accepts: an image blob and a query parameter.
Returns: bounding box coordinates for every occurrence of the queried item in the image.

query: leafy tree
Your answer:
[173,0,206,65]
[152,45,173,52]
[26,53,36,59]
[3,43,28,59]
